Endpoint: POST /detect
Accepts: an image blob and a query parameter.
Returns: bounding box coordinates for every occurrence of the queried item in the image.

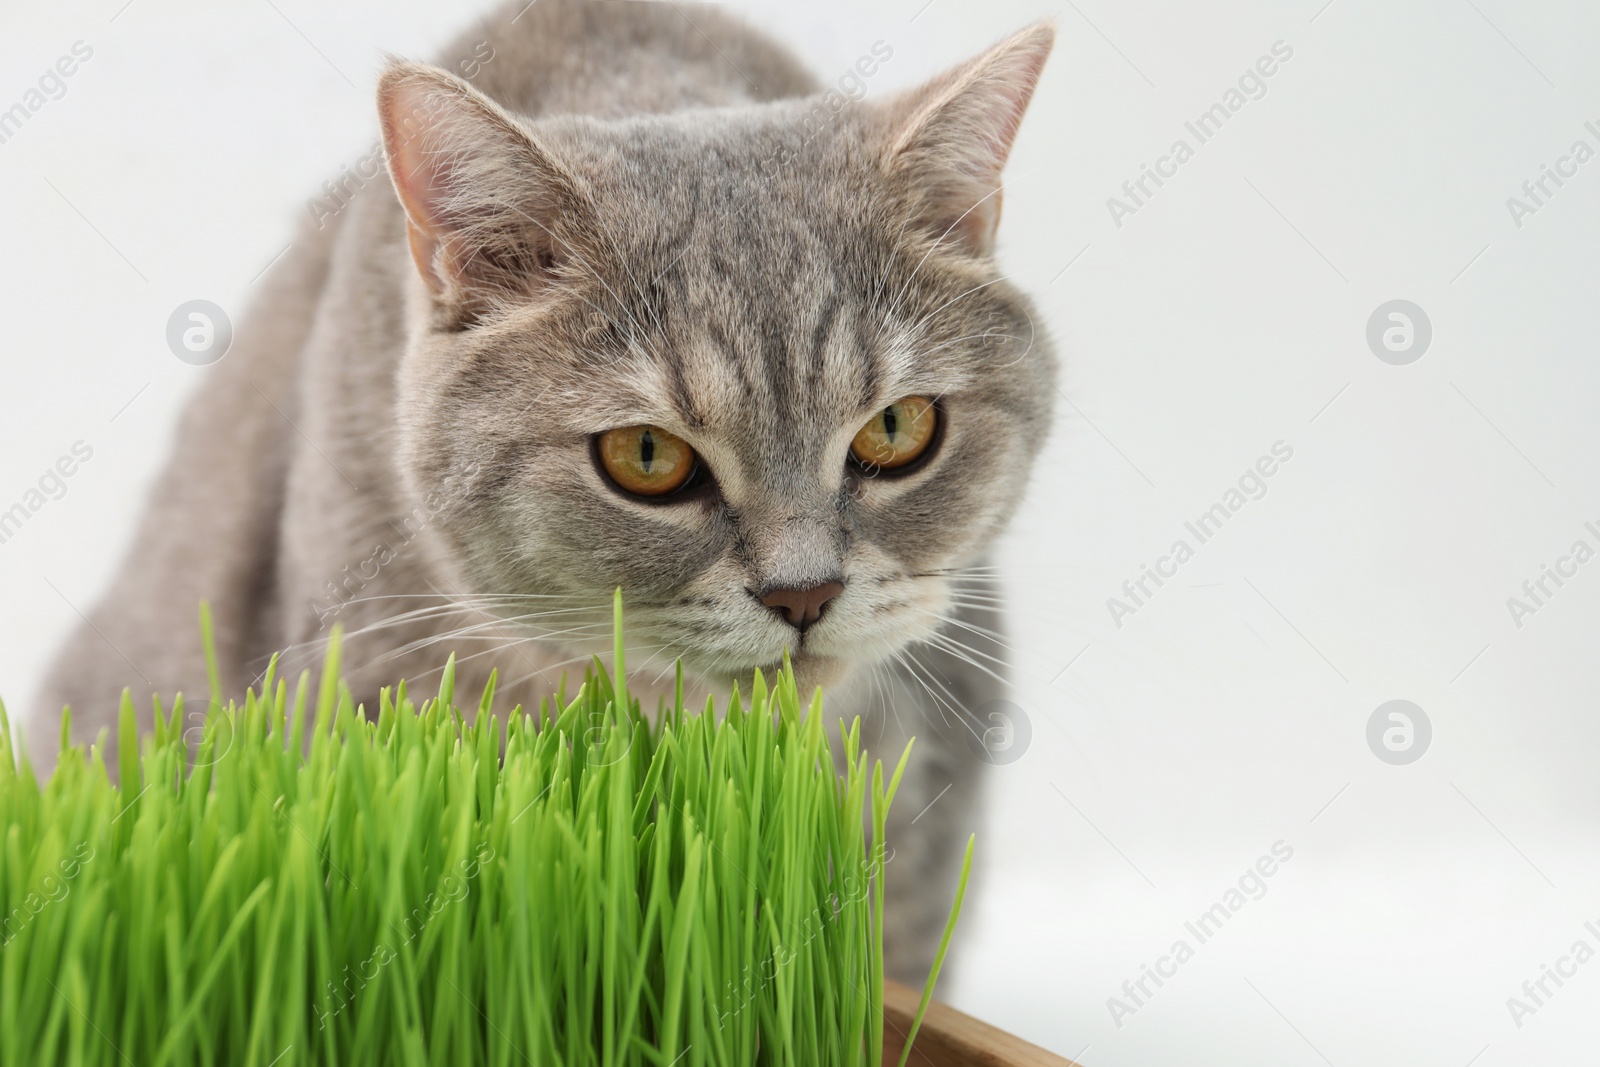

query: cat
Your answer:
[33,0,1056,981]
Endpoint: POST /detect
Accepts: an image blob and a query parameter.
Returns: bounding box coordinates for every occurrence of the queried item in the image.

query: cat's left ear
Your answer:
[880,23,1054,257]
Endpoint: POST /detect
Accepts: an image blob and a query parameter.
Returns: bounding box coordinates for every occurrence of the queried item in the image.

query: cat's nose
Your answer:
[758,580,845,632]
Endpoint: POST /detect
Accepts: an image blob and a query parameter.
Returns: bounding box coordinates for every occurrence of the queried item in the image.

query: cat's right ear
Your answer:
[378,62,585,303]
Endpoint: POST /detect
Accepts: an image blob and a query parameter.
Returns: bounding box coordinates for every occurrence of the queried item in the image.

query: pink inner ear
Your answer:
[403,218,445,292]
[381,79,458,291]
[377,64,576,301]
[889,23,1053,255]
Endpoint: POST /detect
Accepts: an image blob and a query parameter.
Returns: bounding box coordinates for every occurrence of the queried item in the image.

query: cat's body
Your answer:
[34,0,1054,979]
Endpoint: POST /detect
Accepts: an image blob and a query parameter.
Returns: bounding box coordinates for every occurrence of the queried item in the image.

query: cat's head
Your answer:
[376,25,1056,696]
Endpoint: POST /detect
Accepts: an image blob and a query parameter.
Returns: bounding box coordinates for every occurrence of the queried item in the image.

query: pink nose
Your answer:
[758,580,844,632]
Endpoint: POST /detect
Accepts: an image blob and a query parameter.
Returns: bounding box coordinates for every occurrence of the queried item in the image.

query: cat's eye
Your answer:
[850,397,938,472]
[596,425,698,497]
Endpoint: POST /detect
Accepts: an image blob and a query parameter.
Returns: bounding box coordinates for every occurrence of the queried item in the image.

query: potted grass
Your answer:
[0,595,1074,1066]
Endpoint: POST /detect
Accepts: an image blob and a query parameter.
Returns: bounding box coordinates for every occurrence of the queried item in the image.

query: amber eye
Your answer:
[850,396,938,471]
[596,425,697,497]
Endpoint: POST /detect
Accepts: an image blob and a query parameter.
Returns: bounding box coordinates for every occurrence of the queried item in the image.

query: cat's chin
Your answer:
[722,651,854,700]
[622,650,855,720]
[775,651,853,698]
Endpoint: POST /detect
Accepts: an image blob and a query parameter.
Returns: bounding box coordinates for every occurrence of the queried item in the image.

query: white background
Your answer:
[4,0,1600,1063]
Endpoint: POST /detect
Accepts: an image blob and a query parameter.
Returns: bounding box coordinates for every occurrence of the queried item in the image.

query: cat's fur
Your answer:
[33,0,1055,979]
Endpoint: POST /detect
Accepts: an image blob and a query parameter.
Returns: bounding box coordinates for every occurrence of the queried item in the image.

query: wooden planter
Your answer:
[882,981,1080,1066]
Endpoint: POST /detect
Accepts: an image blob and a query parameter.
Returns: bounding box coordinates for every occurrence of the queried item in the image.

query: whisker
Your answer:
[920,629,1011,683]
[879,180,1008,325]
[926,611,1014,652]
[897,646,974,737]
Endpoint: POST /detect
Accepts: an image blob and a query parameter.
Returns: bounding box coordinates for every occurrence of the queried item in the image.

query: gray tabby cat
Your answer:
[35,0,1055,980]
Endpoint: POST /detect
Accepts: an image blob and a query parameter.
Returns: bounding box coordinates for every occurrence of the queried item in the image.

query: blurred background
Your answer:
[4,0,1600,1062]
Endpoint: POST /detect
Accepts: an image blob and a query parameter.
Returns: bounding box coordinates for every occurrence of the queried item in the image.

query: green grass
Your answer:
[0,594,970,1066]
